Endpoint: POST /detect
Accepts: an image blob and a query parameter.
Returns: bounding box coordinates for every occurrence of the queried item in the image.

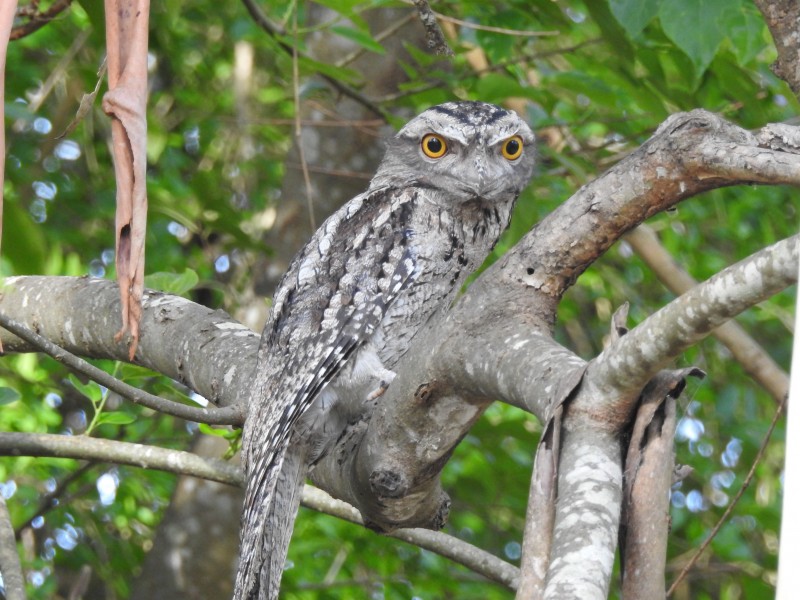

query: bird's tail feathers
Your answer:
[234,441,308,600]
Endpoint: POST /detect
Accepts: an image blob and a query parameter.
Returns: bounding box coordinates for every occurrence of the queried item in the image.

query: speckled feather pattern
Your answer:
[235,101,536,600]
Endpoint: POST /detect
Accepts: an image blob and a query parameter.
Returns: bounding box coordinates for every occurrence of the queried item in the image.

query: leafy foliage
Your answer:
[2,0,795,598]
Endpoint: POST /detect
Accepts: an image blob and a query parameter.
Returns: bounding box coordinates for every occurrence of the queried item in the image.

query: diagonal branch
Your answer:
[625,224,789,403]
[0,311,244,425]
[10,0,75,40]
[586,233,798,418]
[239,0,390,120]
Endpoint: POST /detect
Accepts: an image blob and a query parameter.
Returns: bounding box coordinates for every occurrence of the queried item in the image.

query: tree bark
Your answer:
[1,111,799,598]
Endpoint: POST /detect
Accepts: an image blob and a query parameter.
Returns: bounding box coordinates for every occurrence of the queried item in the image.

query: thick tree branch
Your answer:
[544,427,622,600]
[0,276,259,408]
[487,110,800,305]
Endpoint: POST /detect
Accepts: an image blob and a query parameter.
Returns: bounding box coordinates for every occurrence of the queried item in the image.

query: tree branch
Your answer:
[0,493,25,600]
[625,224,790,404]
[0,431,518,589]
[239,0,390,120]
[586,233,798,421]
[301,486,519,590]
[0,312,244,426]
[0,276,259,409]
[0,432,243,486]
[753,0,800,99]
[10,0,75,40]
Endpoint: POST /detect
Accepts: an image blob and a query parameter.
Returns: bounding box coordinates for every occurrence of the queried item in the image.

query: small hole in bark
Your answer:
[526,267,535,275]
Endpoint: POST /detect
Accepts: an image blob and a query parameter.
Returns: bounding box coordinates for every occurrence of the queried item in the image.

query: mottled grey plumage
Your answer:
[234,101,536,600]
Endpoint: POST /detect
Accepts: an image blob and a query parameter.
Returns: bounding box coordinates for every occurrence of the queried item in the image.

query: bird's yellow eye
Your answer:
[421,134,448,159]
[501,135,523,160]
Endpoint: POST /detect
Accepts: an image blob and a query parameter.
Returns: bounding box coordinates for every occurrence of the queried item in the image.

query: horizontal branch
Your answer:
[0,276,259,408]
[0,432,243,486]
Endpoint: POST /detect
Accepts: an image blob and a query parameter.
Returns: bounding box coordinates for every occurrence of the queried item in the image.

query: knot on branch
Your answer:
[656,109,757,146]
[370,467,409,498]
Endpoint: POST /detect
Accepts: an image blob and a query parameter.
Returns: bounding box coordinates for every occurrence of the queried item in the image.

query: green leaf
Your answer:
[0,387,21,406]
[144,269,199,296]
[722,3,767,66]
[585,1,635,62]
[68,374,103,403]
[659,0,734,76]
[330,26,385,55]
[609,0,661,38]
[198,423,233,438]
[95,412,137,426]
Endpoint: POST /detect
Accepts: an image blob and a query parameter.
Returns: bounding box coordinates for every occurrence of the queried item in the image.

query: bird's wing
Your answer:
[252,184,419,463]
[235,186,419,600]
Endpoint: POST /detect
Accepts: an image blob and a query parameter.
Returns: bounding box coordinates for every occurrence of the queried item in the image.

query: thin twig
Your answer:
[303,486,520,589]
[400,0,557,37]
[292,6,316,231]
[666,394,787,596]
[10,0,74,40]
[0,430,519,589]
[0,432,243,485]
[239,0,389,121]
[435,12,558,37]
[14,463,96,538]
[0,312,245,426]
[335,12,416,68]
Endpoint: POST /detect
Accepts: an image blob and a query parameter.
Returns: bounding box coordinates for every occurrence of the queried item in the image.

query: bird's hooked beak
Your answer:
[457,156,494,199]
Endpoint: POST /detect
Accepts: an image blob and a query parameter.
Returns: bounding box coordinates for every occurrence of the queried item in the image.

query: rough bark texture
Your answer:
[0,276,259,408]
[1,111,799,597]
[754,0,800,98]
